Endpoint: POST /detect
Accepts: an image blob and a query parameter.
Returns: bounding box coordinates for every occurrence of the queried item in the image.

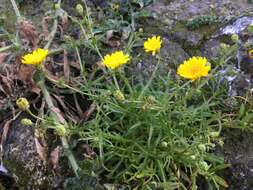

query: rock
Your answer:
[201,39,221,59]
[217,129,253,190]
[172,30,204,48]
[2,116,65,189]
[160,38,189,67]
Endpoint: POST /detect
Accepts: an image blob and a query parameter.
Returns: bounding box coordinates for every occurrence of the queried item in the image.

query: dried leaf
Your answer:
[0,53,9,64]
[79,143,96,159]
[17,64,36,84]
[61,12,69,30]
[34,137,47,165]
[50,146,60,169]
[81,103,96,123]
[18,20,38,48]
[63,50,70,82]
[42,16,51,40]
[105,30,121,47]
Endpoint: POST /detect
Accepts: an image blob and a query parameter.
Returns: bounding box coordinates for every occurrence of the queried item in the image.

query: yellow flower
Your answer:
[177,56,211,80]
[102,51,130,69]
[144,36,162,55]
[21,48,48,65]
[248,49,253,59]
[16,97,30,111]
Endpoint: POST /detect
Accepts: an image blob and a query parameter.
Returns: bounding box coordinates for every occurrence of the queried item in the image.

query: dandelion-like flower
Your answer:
[144,36,162,56]
[16,97,30,111]
[102,51,130,69]
[248,49,253,59]
[177,56,211,81]
[21,48,48,65]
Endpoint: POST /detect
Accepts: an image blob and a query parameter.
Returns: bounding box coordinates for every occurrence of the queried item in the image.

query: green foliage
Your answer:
[186,15,220,30]
[72,57,234,189]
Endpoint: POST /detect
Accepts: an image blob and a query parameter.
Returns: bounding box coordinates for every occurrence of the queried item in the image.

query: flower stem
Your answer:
[138,54,161,100]
[0,45,13,53]
[9,0,22,22]
[112,72,120,90]
[37,72,79,177]
[44,0,61,49]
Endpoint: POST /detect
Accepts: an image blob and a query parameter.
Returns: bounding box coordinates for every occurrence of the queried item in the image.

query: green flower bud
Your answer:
[248,24,253,34]
[54,3,60,10]
[113,90,125,101]
[55,124,67,136]
[231,34,239,43]
[190,155,197,160]
[160,141,168,148]
[16,97,30,111]
[21,118,33,126]
[209,131,220,138]
[220,43,229,50]
[199,161,210,171]
[198,144,206,152]
[76,4,84,15]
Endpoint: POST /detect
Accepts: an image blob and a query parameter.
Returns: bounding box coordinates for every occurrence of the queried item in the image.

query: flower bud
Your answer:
[16,97,30,111]
[197,144,206,152]
[138,28,144,33]
[199,161,210,171]
[220,43,229,50]
[231,34,239,43]
[111,3,120,11]
[21,118,33,126]
[54,3,60,10]
[76,4,84,15]
[113,90,125,101]
[209,131,220,138]
[55,123,67,136]
[190,155,196,160]
[160,141,168,148]
[248,24,253,34]
[248,49,253,59]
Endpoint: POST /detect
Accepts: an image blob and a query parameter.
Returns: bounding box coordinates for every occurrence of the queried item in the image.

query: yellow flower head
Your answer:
[248,49,253,59]
[144,36,162,56]
[21,48,48,65]
[177,56,211,81]
[102,51,130,69]
[16,97,30,111]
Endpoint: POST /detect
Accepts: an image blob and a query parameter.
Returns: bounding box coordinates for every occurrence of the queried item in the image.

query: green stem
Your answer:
[75,47,87,82]
[82,0,103,60]
[138,54,161,100]
[44,0,61,49]
[9,0,22,22]
[0,45,13,53]
[27,109,46,122]
[37,73,79,177]
[112,72,120,90]
[118,71,133,94]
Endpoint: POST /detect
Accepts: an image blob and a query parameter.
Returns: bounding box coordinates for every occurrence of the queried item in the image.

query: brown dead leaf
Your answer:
[50,146,60,169]
[105,30,121,47]
[18,20,38,48]
[0,75,13,95]
[51,107,66,124]
[42,16,51,40]
[80,103,96,124]
[61,12,69,30]
[34,137,47,165]
[17,64,36,84]
[0,53,9,64]
[63,50,70,82]
[79,143,96,159]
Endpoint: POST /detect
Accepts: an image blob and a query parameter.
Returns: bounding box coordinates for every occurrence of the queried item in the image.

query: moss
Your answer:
[4,159,31,189]
[186,15,220,30]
